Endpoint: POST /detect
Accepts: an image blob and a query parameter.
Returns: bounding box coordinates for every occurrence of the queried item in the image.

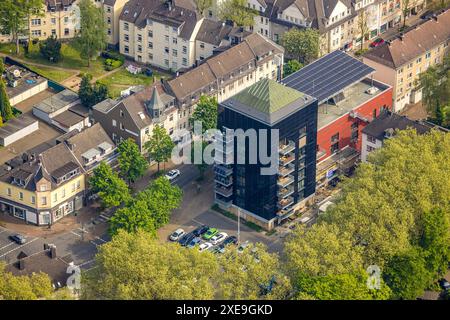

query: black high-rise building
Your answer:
[214,78,318,230]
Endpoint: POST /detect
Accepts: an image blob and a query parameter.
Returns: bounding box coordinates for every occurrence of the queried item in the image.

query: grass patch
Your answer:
[211,204,263,232]
[1,41,106,78]
[25,64,75,82]
[98,67,165,98]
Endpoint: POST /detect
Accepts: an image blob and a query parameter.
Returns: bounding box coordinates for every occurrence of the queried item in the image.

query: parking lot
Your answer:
[158,167,284,253]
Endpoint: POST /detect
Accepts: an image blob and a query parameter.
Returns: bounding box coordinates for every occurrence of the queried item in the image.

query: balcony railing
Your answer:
[215,197,232,208]
[280,153,295,166]
[277,174,294,188]
[215,185,233,197]
[214,176,233,187]
[278,196,294,210]
[279,140,295,156]
[278,186,294,198]
[276,205,294,217]
[214,164,233,177]
[278,163,294,177]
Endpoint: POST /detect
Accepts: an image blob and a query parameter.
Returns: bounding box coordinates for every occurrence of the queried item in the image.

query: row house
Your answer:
[119,0,204,71]
[363,9,450,111]
[92,32,284,152]
[239,0,426,55]
[0,123,116,225]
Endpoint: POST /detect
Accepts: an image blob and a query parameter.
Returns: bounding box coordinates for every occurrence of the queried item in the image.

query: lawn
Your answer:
[98,67,167,98]
[0,41,106,78]
[25,64,76,83]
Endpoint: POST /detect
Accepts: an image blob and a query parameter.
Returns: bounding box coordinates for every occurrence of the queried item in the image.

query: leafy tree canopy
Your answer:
[117,138,148,184]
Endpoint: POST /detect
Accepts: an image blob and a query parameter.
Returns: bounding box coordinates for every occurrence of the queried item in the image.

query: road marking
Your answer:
[78,259,95,268]
[99,214,110,221]
[70,231,82,238]
[77,228,89,234]
[191,218,203,226]
[0,237,39,258]
[95,236,107,244]
[0,242,16,251]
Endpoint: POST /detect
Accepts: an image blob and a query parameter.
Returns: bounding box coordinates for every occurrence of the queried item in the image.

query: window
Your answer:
[200,42,205,49]
[31,19,41,26]
[165,35,169,42]
[107,17,111,24]
[164,59,169,66]
[137,45,142,53]
[331,133,339,143]
[64,28,69,36]
[148,42,153,49]
[182,58,187,66]
[51,18,56,25]
[148,53,153,60]
[425,52,431,59]
[367,135,376,143]
[172,49,177,57]
[120,110,124,117]
[31,196,36,204]
[124,46,129,54]
[41,197,47,205]
[106,6,112,13]
[6,188,11,196]
[182,46,187,54]
[124,22,129,31]
[137,34,142,42]
[173,37,177,44]
[373,108,377,119]
[76,181,81,189]
[124,34,129,42]
[330,142,339,154]
[148,30,153,38]
[64,17,69,24]
[164,47,169,54]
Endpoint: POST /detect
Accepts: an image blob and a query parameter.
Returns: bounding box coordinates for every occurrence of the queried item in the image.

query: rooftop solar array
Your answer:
[282,50,375,104]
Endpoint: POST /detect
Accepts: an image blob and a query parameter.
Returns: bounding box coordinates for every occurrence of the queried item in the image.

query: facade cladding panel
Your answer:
[218,99,318,221]
[317,87,393,161]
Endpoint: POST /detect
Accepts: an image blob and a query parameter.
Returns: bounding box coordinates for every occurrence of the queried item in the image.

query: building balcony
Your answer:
[215,197,232,208]
[214,164,233,177]
[280,153,295,166]
[279,140,295,156]
[278,186,294,199]
[214,176,233,187]
[276,205,294,217]
[278,163,294,177]
[278,196,294,210]
[215,185,233,197]
[277,174,294,188]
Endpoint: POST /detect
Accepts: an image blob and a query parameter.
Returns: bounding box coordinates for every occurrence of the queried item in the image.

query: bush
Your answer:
[104,58,123,71]
[39,35,61,62]
[354,49,368,57]
[101,51,125,63]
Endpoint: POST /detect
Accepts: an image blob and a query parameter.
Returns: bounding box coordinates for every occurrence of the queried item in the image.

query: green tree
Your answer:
[0,263,53,300]
[109,199,157,236]
[89,161,131,208]
[189,95,218,134]
[281,28,319,64]
[76,0,107,67]
[78,73,109,108]
[194,0,213,16]
[419,208,450,279]
[357,10,370,51]
[295,270,392,300]
[81,230,219,299]
[383,247,433,300]
[136,176,182,228]
[39,35,62,62]
[216,243,292,300]
[144,125,174,172]
[285,224,364,278]
[0,0,28,54]
[218,0,257,27]
[283,59,303,77]
[0,59,14,122]
[416,55,450,126]
[117,138,148,184]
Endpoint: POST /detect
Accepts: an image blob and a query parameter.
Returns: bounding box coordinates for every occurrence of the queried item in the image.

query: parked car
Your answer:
[165,169,180,182]
[369,38,385,48]
[202,228,218,240]
[211,232,228,245]
[178,233,195,247]
[187,237,201,248]
[420,10,434,20]
[199,242,213,252]
[237,241,250,253]
[439,279,450,291]
[9,234,26,245]
[193,225,209,237]
[223,236,238,246]
[169,228,185,241]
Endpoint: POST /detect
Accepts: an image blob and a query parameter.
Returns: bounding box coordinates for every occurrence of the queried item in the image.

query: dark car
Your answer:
[223,236,238,246]
[193,225,209,237]
[420,11,434,20]
[178,233,195,247]
[9,234,26,245]
[439,278,450,291]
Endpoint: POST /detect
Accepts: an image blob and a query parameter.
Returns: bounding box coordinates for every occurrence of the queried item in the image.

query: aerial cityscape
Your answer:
[0,0,449,305]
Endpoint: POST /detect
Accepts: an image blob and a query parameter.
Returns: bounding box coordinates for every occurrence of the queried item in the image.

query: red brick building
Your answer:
[283,50,393,187]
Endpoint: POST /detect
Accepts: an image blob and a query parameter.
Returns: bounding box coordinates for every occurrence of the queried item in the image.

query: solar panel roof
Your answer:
[282,50,375,104]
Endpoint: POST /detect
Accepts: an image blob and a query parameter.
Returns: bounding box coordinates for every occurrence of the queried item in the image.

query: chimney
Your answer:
[19,259,25,270]
[50,245,57,259]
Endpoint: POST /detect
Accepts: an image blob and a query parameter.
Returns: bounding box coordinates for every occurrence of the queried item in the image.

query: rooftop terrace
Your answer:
[317,78,390,129]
